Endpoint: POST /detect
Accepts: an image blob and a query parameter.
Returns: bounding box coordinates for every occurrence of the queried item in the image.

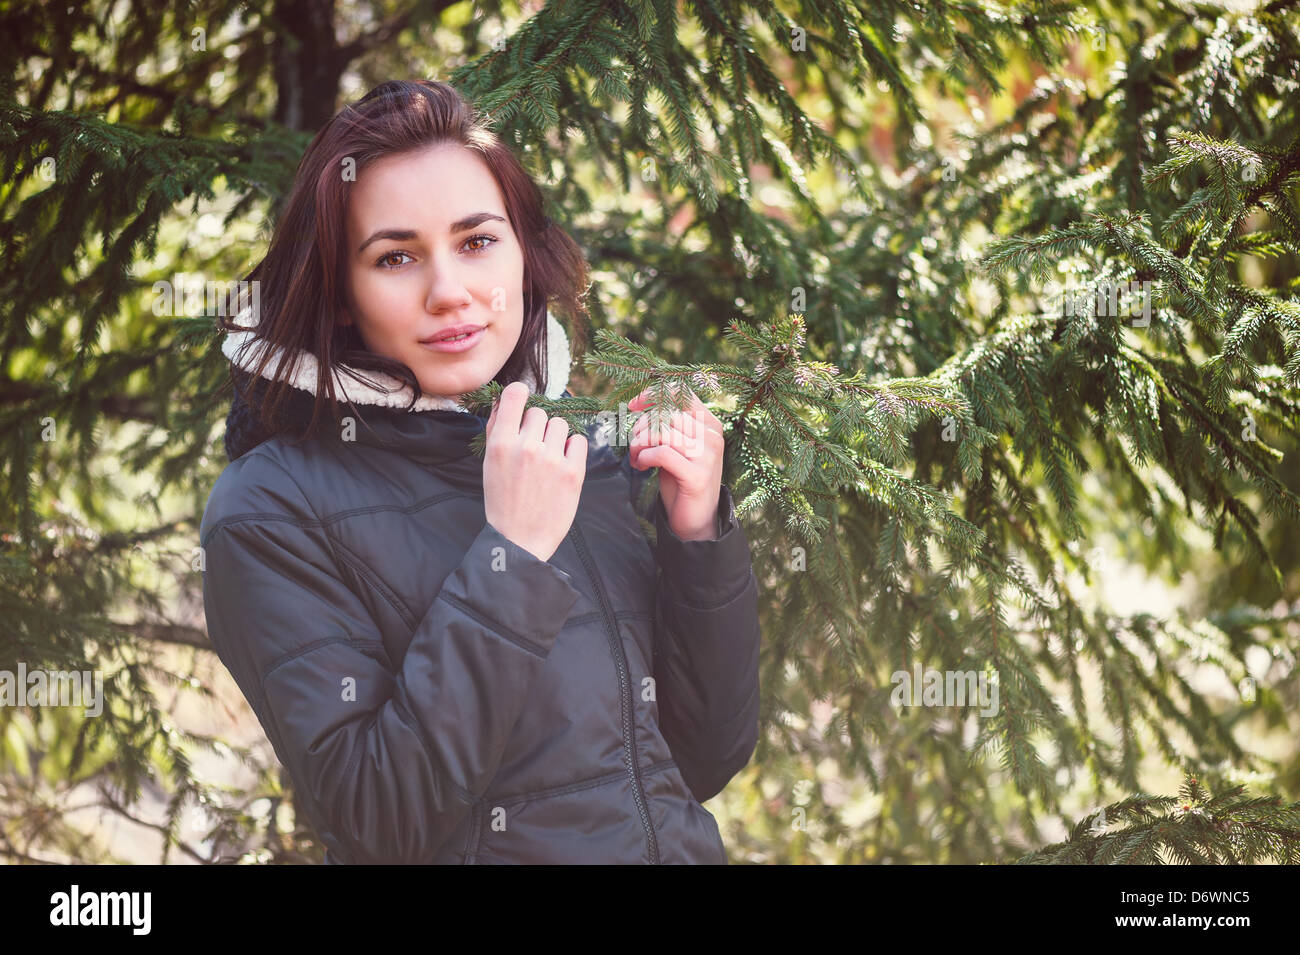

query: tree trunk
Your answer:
[270,0,346,133]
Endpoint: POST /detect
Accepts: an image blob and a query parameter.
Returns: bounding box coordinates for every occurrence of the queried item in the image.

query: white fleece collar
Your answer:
[221,305,572,412]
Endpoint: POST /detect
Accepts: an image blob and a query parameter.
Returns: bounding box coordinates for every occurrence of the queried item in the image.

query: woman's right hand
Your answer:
[482,381,587,562]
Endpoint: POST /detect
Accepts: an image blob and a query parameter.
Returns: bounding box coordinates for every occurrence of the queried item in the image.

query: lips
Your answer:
[420,324,485,343]
[418,326,486,353]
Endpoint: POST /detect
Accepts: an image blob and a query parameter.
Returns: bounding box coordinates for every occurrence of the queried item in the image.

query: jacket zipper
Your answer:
[570,522,661,864]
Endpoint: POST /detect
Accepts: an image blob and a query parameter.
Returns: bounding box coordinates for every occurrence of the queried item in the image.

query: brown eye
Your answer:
[376,251,411,270]
[463,234,498,253]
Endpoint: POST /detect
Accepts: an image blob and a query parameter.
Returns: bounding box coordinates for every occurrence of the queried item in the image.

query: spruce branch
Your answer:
[1019,774,1300,864]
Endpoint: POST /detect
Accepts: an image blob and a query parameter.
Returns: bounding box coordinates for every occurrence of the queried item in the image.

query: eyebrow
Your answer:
[356,212,507,256]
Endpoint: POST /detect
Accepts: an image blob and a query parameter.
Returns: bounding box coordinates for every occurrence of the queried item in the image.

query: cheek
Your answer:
[353,267,397,302]
[348,266,375,307]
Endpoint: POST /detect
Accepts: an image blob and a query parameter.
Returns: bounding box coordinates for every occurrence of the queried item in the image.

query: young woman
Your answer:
[200,79,762,865]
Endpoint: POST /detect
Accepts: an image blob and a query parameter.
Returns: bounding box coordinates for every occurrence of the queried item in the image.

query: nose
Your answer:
[423,252,473,314]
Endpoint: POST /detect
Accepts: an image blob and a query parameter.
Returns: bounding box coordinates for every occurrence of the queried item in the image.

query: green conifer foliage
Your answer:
[1,1,1297,863]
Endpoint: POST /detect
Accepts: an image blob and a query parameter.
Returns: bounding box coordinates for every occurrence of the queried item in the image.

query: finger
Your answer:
[519,403,550,445]
[564,431,588,465]
[631,388,722,438]
[496,380,530,437]
[630,411,661,447]
[679,390,723,435]
[633,442,693,480]
[633,419,705,458]
[629,418,657,468]
[631,402,687,436]
[626,386,653,412]
[628,383,685,414]
[668,404,724,442]
[631,411,674,449]
[543,414,571,456]
[634,410,704,446]
[694,405,724,436]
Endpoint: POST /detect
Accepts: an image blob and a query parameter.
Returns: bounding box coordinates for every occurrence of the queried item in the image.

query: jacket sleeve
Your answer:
[618,444,762,803]
[199,454,581,865]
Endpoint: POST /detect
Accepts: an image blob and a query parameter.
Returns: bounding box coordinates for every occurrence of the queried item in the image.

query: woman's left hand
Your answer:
[627,385,725,541]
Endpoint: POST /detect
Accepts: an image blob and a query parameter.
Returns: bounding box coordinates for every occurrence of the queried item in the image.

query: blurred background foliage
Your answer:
[1,0,1298,863]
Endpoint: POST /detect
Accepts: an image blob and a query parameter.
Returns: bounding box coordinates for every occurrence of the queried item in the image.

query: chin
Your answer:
[419,368,485,399]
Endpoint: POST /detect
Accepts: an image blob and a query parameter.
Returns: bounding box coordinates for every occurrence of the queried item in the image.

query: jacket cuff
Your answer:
[459,521,582,652]
[652,484,752,610]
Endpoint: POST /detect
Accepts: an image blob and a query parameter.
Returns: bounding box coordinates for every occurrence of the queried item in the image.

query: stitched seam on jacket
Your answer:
[329,538,419,631]
[354,643,393,670]
[257,637,388,689]
[219,457,480,846]
[220,456,380,652]
[565,611,647,628]
[260,635,400,805]
[436,591,549,658]
[262,637,356,681]
[489,758,678,807]
[201,477,472,543]
[388,692,477,805]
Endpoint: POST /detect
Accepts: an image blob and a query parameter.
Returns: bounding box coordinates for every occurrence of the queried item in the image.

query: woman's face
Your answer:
[342,142,526,402]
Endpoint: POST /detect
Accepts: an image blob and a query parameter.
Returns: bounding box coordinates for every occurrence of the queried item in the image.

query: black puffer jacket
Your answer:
[199,312,762,864]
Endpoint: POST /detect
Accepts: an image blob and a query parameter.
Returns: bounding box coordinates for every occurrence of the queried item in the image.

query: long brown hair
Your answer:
[217,79,591,444]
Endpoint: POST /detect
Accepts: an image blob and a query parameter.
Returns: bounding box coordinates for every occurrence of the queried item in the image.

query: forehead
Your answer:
[346,144,505,230]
